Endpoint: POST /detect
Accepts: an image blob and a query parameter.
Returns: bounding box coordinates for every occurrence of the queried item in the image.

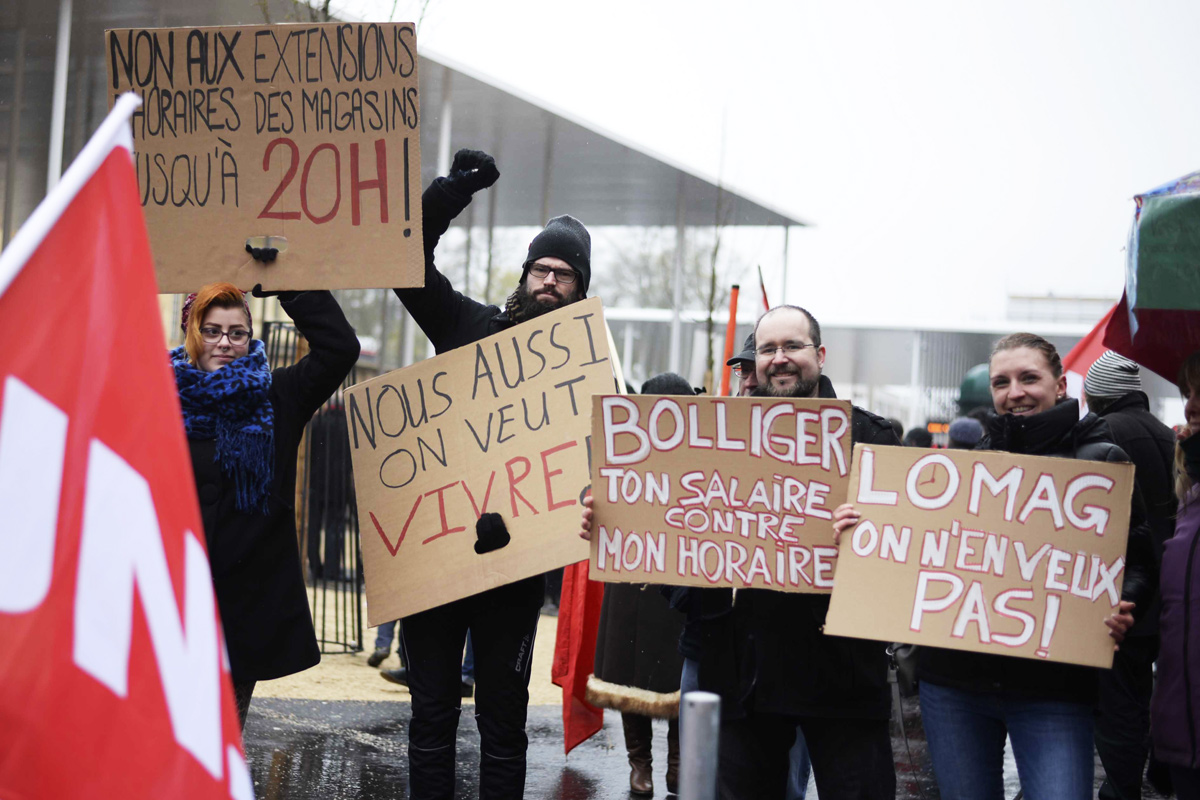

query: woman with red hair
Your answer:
[171,282,359,727]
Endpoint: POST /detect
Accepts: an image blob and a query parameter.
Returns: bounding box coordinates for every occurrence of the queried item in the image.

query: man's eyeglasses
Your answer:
[732,362,754,378]
[200,326,252,346]
[528,264,578,285]
[756,341,817,359]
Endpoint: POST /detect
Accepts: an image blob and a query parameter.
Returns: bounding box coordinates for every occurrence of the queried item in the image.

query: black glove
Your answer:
[250,283,280,298]
[474,512,511,554]
[446,149,499,196]
[245,243,278,263]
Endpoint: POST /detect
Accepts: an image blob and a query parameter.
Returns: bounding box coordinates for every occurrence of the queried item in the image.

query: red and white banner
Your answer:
[0,95,251,799]
[1063,303,1118,416]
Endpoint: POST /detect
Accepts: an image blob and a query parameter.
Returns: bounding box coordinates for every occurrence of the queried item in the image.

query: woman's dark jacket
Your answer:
[190,291,359,684]
[593,583,685,698]
[918,400,1158,704]
[1151,480,1200,767]
[687,377,901,721]
[1095,390,1177,636]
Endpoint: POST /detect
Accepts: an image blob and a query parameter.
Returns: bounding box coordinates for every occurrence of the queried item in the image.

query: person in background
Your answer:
[369,620,400,667]
[726,333,759,396]
[587,372,692,796]
[1085,350,1176,800]
[946,417,983,450]
[171,280,359,728]
[887,418,905,442]
[1151,351,1200,798]
[902,427,933,448]
[835,332,1154,800]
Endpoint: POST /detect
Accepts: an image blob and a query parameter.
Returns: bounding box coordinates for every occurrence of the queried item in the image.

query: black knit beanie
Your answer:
[641,372,696,397]
[524,215,591,295]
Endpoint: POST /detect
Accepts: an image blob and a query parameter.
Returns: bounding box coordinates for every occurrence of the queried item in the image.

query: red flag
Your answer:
[0,95,249,799]
[1103,291,1200,383]
[758,265,771,312]
[551,560,605,754]
[1061,303,1117,414]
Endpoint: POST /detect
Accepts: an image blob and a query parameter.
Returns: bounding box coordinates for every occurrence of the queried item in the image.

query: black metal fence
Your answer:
[262,320,363,655]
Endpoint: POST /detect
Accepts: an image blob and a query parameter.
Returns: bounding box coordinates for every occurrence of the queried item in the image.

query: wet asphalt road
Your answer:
[245,699,681,800]
[243,695,1169,799]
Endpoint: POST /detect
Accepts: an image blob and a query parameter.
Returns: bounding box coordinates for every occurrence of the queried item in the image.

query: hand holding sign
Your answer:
[580,492,595,541]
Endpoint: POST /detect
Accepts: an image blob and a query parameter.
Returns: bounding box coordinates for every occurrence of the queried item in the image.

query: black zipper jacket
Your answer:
[689,377,901,720]
[917,399,1158,704]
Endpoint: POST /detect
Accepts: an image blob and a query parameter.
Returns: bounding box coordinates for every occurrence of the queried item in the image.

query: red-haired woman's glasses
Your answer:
[200,326,251,346]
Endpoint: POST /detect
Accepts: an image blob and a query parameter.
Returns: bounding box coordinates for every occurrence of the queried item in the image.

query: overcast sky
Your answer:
[334,0,1200,328]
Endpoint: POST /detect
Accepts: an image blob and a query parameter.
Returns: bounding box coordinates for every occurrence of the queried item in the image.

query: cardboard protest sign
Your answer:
[589,395,854,592]
[106,23,422,292]
[347,298,611,623]
[824,444,1135,668]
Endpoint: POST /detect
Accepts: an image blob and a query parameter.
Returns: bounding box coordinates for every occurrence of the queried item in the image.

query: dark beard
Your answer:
[752,371,820,399]
[511,282,577,322]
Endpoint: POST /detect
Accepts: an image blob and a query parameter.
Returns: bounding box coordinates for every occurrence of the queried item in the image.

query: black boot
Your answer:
[666,716,679,795]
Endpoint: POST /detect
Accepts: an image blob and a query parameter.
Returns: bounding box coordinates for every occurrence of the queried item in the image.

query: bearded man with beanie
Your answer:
[1084,350,1176,800]
[391,149,592,799]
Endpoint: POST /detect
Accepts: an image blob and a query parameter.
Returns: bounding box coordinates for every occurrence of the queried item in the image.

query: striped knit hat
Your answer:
[1084,351,1142,399]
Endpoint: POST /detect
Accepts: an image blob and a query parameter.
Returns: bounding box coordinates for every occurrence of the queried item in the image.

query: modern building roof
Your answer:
[1,0,807,242]
[414,47,808,229]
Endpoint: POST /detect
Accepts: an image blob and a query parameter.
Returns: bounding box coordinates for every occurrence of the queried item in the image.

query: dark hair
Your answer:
[991,332,1062,378]
[755,304,822,348]
[903,429,933,448]
[1177,351,1200,396]
[887,418,904,439]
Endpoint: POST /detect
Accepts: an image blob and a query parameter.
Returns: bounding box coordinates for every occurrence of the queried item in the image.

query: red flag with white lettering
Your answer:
[0,95,251,799]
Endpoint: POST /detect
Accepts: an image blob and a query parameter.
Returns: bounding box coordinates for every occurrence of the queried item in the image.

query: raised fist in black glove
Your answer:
[446,149,499,196]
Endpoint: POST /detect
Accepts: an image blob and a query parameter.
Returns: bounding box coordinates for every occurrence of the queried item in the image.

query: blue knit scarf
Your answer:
[171,340,274,514]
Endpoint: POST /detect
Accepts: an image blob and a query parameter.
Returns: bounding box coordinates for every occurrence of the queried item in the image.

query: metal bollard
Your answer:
[679,690,721,800]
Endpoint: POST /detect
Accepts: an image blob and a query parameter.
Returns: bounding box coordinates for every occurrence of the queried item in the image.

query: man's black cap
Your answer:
[726,333,755,366]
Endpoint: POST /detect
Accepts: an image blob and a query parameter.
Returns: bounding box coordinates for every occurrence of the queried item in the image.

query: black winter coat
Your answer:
[191,291,359,684]
[918,400,1158,704]
[593,583,685,695]
[693,379,901,721]
[1096,391,1176,636]
[394,178,513,351]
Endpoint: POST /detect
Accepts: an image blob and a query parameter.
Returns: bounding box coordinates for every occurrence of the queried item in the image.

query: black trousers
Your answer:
[233,680,256,731]
[719,712,895,800]
[401,575,544,800]
[1096,634,1159,800]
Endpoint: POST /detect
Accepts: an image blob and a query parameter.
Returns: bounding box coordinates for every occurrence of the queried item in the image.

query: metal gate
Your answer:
[263,320,363,655]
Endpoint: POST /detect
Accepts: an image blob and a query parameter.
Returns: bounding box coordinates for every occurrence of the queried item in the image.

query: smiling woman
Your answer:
[988,332,1067,416]
[908,330,1156,800]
